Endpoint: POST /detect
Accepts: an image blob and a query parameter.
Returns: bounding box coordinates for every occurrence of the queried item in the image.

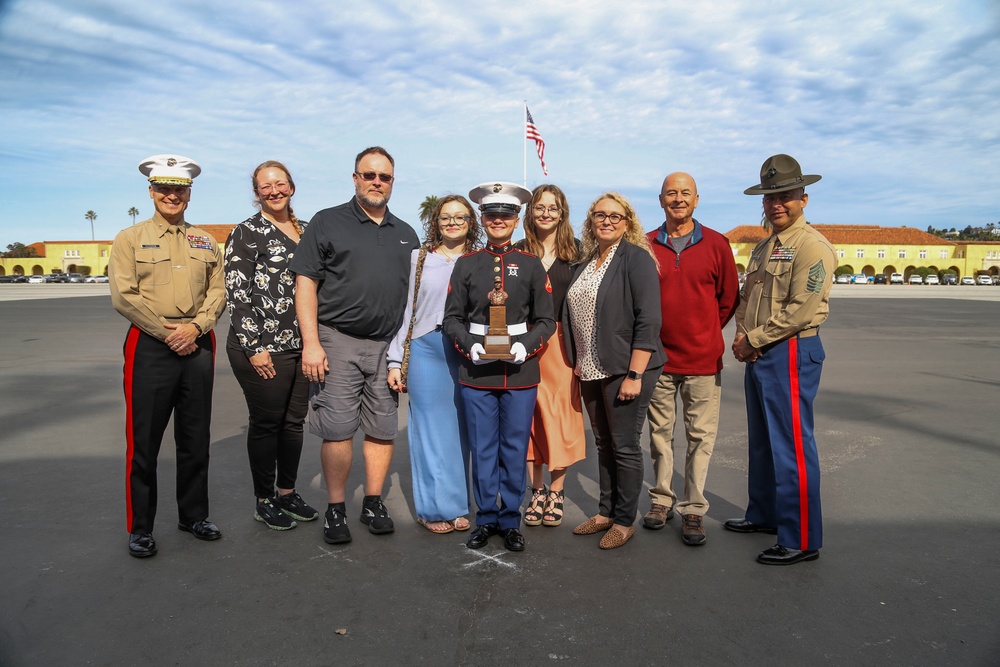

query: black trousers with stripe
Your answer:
[123,325,215,534]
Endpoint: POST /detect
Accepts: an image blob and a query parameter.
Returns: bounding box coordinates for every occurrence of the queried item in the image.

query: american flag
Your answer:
[525,105,548,176]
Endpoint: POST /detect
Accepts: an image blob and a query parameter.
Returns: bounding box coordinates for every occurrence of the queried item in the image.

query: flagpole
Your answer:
[523,100,527,188]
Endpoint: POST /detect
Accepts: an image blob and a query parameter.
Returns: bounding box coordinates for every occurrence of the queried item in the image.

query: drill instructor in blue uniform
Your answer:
[726,154,837,565]
[443,182,556,552]
[110,154,227,558]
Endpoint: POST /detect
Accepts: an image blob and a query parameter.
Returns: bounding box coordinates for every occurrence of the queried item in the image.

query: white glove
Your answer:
[470,343,489,365]
[508,342,527,364]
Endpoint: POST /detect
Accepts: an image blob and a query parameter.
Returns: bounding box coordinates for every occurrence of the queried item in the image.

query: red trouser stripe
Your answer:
[787,337,808,550]
[123,325,141,533]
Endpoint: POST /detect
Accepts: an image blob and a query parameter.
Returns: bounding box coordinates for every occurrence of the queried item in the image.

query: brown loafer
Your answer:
[599,525,635,549]
[572,516,614,535]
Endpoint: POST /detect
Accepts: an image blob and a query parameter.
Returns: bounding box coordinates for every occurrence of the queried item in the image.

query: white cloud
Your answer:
[1,0,998,247]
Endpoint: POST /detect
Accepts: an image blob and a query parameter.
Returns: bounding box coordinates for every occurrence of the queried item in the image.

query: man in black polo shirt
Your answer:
[291,146,419,545]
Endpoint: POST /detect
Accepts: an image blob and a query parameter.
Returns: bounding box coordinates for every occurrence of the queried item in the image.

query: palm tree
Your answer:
[85,210,97,241]
[128,207,139,225]
[418,195,440,227]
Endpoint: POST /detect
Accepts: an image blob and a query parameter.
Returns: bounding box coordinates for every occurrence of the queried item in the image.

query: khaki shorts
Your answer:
[309,325,398,442]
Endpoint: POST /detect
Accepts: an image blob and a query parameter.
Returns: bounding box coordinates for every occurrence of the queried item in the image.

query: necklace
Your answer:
[436,247,464,263]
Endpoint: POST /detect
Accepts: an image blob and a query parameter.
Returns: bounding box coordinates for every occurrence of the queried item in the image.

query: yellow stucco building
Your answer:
[4,223,999,281]
[0,225,235,277]
[724,224,1000,280]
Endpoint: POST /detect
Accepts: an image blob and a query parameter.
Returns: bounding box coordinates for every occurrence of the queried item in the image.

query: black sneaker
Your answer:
[324,506,352,544]
[274,491,319,522]
[359,497,395,534]
[255,498,297,531]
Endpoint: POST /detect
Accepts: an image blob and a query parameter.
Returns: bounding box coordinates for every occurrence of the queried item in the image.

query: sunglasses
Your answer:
[355,171,394,183]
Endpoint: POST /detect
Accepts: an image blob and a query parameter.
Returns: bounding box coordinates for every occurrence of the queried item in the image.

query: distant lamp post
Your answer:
[128,207,139,226]
[85,210,97,241]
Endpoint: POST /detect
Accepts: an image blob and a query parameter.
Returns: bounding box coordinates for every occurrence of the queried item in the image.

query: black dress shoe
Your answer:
[756,544,820,566]
[178,519,222,541]
[723,518,778,535]
[466,524,499,549]
[502,528,525,552]
[128,533,157,558]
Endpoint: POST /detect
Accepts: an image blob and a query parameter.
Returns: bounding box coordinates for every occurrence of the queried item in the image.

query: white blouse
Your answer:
[386,249,461,368]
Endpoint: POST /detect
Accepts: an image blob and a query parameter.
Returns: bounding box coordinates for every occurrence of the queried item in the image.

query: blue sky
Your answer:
[2,0,998,248]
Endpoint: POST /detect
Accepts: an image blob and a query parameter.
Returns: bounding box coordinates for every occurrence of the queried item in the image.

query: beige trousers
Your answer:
[646,372,721,515]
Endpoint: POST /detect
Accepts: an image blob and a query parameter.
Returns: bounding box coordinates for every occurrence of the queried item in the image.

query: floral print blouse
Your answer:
[224,212,305,355]
[566,243,619,381]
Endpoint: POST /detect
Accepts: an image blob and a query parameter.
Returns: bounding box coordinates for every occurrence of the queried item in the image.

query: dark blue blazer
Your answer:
[563,239,666,376]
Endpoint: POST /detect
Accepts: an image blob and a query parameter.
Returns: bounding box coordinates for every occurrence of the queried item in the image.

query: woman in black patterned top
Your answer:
[225,160,318,531]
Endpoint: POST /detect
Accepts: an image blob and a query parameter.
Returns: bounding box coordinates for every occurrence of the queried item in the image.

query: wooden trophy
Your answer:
[479,276,515,360]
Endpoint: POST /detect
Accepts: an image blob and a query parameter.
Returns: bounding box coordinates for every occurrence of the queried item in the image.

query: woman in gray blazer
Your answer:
[563,193,665,549]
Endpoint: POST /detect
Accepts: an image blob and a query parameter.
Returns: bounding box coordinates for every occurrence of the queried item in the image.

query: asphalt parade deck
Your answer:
[1,287,998,665]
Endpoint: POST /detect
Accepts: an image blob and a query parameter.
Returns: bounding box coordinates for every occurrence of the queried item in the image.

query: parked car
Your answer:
[836,274,852,284]
[65,273,85,283]
[908,275,923,285]
[977,274,992,285]
[890,273,904,284]
[961,276,976,285]
[873,274,888,285]
[0,274,28,283]
[925,274,940,285]
[27,275,46,284]
[942,274,958,285]
[852,273,869,284]
[84,275,109,283]
[993,275,1000,286]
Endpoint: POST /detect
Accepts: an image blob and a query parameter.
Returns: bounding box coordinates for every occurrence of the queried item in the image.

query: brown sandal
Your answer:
[542,490,564,527]
[524,487,546,526]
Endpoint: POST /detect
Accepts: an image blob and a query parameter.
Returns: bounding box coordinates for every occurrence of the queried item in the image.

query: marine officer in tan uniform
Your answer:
[725,154,837,566]
[109,154,226,558]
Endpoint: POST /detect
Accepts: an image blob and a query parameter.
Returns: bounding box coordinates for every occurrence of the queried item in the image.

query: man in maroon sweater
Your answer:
[642,172,740,545]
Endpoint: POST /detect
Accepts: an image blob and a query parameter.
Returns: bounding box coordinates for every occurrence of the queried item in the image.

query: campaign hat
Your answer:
[743,154,820,195]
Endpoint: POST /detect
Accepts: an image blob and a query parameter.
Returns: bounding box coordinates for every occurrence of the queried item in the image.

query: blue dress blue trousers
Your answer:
[460,385,537,530]
[743,335,824,551]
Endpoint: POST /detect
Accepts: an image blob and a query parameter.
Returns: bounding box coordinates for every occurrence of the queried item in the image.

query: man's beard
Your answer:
[357,191,389,209]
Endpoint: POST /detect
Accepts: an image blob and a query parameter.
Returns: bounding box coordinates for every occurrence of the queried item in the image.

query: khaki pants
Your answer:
[646,372,721,515]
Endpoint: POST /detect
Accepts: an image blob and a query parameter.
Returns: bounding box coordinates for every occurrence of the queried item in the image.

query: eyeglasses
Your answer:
[532,205,561,216]
[591,212,625,224]
[438,214,471,227]
[257,183,291,196]
[355,171,394,183]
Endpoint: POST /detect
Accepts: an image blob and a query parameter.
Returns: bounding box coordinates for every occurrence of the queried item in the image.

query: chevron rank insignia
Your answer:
[806,260,826,293]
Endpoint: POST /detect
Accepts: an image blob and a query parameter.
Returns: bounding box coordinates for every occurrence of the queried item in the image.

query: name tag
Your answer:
[141,244,161,249]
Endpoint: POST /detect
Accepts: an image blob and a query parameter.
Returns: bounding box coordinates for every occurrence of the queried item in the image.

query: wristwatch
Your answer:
[626,369,641,380]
